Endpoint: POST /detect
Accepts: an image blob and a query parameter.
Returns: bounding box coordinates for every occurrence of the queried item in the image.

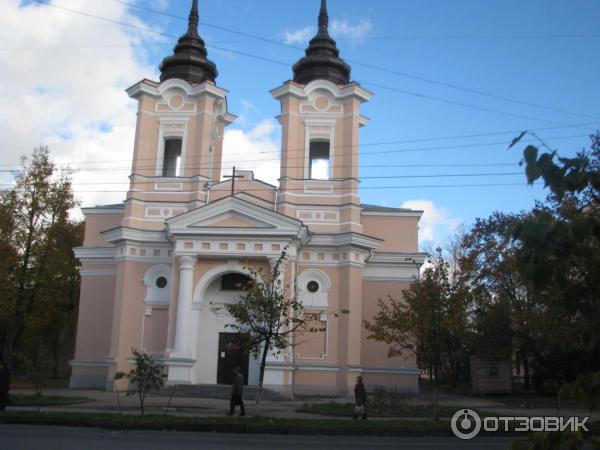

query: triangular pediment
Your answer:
[191,211,274,229]
[166,196,305,238]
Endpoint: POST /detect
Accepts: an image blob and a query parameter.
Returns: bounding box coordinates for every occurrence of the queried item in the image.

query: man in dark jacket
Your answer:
[0,363,9,410]
[228,366,245,416]
[354,376,367,420]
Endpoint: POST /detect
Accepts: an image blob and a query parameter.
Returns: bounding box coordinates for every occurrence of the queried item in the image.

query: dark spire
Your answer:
[293,0,351,85]
[159,0,218,84]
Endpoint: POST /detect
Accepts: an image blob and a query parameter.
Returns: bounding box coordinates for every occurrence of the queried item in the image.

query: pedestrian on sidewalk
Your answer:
[228,366,245,416]
[0,363,9,410]
[353,376,367,420]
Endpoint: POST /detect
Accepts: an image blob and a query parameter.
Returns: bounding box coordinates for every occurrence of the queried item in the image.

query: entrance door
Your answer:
[217,333,249,385]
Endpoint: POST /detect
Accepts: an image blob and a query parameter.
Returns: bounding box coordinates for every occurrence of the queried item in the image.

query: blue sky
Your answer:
[2,0,599,245]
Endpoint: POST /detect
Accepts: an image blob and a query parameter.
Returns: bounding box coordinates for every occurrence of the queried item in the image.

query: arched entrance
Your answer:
[190,262,260,385]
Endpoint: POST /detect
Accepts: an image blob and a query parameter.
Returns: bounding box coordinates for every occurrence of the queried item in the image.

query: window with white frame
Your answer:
[309,140,330,180]
[162,138,182,177]
[143,265,171,305]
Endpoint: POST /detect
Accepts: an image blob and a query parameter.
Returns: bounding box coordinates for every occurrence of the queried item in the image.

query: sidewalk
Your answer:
[5,388,600,421]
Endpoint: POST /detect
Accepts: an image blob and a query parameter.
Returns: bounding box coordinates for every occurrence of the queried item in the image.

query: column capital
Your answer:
[178,255,196,269]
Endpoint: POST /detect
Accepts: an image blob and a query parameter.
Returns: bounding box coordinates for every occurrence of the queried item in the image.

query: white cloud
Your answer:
[0,0,164,211]
[401,199,461,245]
[331,18,372,42]
[282,26,314,45]
[222,119,281,187]
[281,17,372,46]
[150,0,170,11]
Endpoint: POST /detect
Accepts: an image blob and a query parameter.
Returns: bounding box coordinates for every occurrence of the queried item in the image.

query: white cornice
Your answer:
[369,252,427,265]
[74,247,117,260]
[127,78,229,100]
[348,366,421,375]
[81,207,125,216]
[361,210,423,218]
[308,232,382,250]
[102,227,168,244]
[270,80,374,102]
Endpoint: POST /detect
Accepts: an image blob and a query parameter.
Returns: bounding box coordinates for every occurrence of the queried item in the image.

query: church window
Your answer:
[162,138,182,177]
[307,280,320,293]
[155,277,168,289]
[309,140,330,180]
[221,273,251,291]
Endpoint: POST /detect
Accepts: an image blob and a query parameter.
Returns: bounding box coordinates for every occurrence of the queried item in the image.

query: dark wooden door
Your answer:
[217,333,249,385]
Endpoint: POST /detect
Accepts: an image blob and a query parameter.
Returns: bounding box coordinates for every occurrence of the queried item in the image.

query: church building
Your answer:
[70,0,426,395]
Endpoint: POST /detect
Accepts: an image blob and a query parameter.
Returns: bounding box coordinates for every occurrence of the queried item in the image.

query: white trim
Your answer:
[102,228,168,244]
[79,269,117,277]
[70,360,110,368]
[295,365,340,372]
[362,210,424,218]
[270,79,373,103]
[74,247,117,260]
[81,207,124,216]
[348,366,422,375]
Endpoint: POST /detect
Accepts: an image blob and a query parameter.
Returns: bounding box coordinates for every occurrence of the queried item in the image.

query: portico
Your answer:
[163,196,307,385]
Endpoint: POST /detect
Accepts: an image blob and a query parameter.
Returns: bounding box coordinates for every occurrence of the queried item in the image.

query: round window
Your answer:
[307,281,320,293]
[156,277,168,289]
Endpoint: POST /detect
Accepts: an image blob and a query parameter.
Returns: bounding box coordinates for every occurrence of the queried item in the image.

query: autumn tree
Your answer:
[0,147,80,378]
[365,250,471,420]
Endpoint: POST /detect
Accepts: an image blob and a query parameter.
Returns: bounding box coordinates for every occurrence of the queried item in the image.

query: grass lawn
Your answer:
[0,411,450,436]
[9,376,69,390]
[299,401,477,418]
[8,394,94,407]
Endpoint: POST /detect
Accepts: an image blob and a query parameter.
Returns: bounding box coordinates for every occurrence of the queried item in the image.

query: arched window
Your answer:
[309,140,330,180]
[297,268,331,310]
[143,265,172,305]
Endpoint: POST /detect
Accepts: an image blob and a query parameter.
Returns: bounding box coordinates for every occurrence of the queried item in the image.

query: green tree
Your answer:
[0,147,79,375]
[223,250,312,414]
[365,250,471,420]
[114,349,164,416]
[508,131,600,449]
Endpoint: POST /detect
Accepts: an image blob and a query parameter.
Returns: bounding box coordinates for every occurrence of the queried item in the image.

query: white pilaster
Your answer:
[172,255,195,358]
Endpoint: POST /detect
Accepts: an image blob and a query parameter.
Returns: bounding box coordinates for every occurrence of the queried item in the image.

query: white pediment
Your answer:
[166,196,305,238]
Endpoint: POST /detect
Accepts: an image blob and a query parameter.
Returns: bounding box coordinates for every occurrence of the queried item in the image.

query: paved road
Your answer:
[0,425,520,449]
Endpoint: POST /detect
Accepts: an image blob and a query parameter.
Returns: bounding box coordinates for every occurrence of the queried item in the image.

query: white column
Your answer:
[172,255,195,358]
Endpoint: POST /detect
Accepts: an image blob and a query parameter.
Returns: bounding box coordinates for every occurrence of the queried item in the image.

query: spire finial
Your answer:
[159,0,218,84]
[318,0,329,35]
[187,0,199,36]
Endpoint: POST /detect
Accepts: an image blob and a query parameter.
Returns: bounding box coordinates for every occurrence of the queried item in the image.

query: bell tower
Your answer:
[271,0,372,233]
[123,0,236,229]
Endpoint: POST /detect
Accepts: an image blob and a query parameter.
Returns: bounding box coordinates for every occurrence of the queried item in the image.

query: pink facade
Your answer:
[70,0,425,395]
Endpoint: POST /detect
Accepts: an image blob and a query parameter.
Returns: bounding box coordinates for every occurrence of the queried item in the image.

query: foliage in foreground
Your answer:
[0,147,82,378]
[114,349,164,416]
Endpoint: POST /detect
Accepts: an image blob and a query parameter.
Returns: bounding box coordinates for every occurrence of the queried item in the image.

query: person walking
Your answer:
[228,366,245,416]
[353,376,367,420]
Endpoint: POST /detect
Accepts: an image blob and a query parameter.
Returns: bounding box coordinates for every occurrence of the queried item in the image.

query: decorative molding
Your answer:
[295,364,340,372]
[102,227,168,244]
[361,210,423,218]
[74,247,117,261]
[79,269,117,277]
[348,366,422,375]
[270,79,373,103]
[70,359,110,368]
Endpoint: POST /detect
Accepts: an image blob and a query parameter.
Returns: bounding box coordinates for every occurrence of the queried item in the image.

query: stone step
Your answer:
[158,384,289,401]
